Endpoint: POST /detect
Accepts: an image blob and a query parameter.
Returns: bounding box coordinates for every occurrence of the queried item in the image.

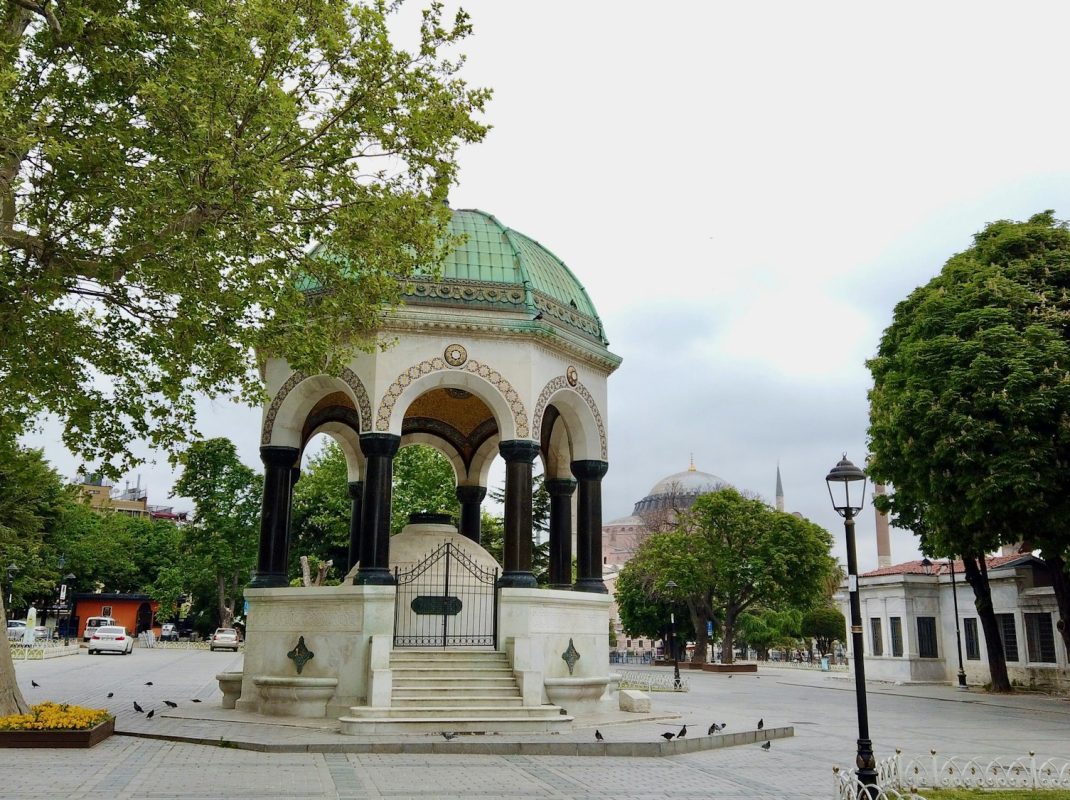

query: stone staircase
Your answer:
[338,649,572,734]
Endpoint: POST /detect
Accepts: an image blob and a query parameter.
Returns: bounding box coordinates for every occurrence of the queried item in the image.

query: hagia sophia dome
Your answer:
[631,463,728,516]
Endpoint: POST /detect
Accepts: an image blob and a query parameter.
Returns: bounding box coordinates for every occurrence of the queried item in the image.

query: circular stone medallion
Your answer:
[444,344,468,367]
[566,366,579,386]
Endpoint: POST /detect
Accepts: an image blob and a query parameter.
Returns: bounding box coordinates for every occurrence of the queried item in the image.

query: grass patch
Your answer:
[921,790,1070,799]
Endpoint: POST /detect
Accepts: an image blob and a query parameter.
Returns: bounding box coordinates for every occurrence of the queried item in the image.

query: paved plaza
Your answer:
[2,647,1068,799]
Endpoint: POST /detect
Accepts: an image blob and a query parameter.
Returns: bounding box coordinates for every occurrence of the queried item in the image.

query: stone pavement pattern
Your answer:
[1,647,1068,799]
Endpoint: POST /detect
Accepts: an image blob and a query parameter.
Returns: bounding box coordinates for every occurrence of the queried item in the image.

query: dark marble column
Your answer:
[546,478,577,588]
[346,480,364,573]
[355,434,400,585]
[456,485,487,544]
[572,459,609,593]
[498,440,540,588]
[250,446,300,588]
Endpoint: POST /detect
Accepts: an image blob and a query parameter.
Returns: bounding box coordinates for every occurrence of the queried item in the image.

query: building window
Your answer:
[1025,613,1057,663]
[996,613,1019,662]
[869,618,883,656]
[917,616,938,658]
[963,618,980,660]
[890,617,903,657]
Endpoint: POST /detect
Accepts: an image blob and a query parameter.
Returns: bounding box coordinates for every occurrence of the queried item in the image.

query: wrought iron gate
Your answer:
[393,542,499,648]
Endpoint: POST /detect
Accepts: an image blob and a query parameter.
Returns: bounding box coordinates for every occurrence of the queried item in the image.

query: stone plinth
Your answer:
[215,672,243,709]
[254,676,339,718]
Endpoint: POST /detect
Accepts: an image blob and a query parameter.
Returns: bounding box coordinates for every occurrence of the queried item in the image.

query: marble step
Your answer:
[392,685,521,698]
[389,668,515,680]
[391,695,525,708]
[390,650,507,662]
[338,714,573,735]
[344,704,565,720]
[392,676,518,689]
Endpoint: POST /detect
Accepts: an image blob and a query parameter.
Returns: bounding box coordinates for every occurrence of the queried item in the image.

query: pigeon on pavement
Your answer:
[757,718,764,730]
[164,701,177,708]
[440,731,457,741]
[107,692,114,699]
[660,732,675,741]
[595,730,604,741]
[147,709,155,719]
[761,740,771,750]
[133,702,144,713]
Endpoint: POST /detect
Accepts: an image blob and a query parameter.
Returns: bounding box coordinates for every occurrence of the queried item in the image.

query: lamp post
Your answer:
[61,574,75,646]
[665,580,683,690]
[923,557,967,689]
[5,563,17,616]
[826,455,877,796]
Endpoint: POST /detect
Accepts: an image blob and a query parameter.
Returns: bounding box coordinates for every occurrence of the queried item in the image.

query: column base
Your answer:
[248,571,288,589]
[573,578,608,594]
[354,568,396,586]
[497,571,538,589]
[549,583,573,591]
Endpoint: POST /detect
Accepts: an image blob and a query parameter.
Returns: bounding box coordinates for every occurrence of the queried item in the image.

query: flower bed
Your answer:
[0,702,114,748]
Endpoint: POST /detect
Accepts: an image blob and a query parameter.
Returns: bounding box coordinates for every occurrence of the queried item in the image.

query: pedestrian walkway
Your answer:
[4,648,1068,799]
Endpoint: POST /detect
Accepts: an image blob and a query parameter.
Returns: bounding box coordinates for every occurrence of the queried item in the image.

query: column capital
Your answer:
[260,445,300,468]
[456,485,488,503]
[545,477,577,497]
[571,459,609,481]
[359,432,401,458]
[499,439,540,463]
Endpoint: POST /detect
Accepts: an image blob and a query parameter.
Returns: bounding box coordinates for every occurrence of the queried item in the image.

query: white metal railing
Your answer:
[834,751,1070,797]
[892,750,1070,790]
[617,669,689,692]
[832,769,928,799]
[8,640,78,660]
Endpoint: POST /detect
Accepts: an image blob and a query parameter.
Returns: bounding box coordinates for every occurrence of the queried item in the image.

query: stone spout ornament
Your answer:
[287,636,314,675]
[561,638,581,675]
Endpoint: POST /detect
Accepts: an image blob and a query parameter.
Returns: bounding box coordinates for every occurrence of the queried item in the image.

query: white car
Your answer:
[87,625,134,655]
[6,620,26,641]
[209,628,240,651]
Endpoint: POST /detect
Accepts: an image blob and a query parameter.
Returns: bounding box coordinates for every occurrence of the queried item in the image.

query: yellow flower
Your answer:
[0,702,110,731]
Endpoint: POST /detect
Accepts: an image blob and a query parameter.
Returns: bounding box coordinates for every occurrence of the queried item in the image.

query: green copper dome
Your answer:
[404,209,609,346]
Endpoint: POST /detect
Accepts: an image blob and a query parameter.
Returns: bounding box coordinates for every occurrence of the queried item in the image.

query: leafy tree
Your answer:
[391,444,460,533]
[802,606,846,656]
[615,555,694,649]
[868,211,1070,688]
[173,438,261,627]
[625,488,837,664]
[290,441,351,576]
[0,441,70,714]
[1,0,488,472]
[736,609,802,661]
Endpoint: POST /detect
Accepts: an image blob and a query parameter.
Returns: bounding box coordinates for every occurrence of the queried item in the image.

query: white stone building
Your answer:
[842,553,1068,691]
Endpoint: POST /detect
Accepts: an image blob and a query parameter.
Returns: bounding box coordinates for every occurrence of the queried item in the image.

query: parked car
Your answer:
[159,623,179,642]
[6,620,26,641]
[209,628,240,652]
[87,625,134,655]
[82,616,117,642]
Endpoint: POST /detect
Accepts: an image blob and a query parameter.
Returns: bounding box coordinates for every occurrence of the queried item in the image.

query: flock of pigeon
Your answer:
[27,678,203,720]
[440,717,773,749]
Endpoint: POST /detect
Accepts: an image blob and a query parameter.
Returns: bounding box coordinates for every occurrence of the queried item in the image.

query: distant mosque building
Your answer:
[603,460,788,660]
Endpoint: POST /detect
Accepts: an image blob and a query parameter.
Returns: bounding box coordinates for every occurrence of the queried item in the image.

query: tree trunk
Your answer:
[962,552,1012,692]
[0,596,29,715]
[217,575,234,628]
[1045,553,1070,659]
[686,599,710,664]
[721,609,738,664]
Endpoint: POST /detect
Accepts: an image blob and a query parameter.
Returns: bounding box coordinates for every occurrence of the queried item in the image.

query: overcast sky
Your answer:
[29,1,1070,572]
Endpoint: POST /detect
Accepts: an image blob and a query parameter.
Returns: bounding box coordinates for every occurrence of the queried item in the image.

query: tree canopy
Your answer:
[867,211,1070,680]
[619,487,837,664]
[0,0,489,472]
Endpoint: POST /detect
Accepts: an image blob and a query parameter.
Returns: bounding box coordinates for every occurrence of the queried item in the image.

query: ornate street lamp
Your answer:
[826,455,877,796]
[61,574,76,646]
[664,580,683,690]
[920,557,933,576]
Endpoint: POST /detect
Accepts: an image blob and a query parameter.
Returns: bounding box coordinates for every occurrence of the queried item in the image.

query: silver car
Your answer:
[209,628,240,651]
[87,625,134,655]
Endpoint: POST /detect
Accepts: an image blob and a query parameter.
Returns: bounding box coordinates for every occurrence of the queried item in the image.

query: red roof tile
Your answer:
[861,554,1027,578]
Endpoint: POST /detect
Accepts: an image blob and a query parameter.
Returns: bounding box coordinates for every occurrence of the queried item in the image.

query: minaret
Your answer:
[873,483,892,568]
[775,464,784,512]
[689,453,696,472]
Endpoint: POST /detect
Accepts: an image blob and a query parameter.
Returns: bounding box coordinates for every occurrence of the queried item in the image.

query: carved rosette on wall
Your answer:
[287,636,314,675]
[561,638,581,676]
[443,343,468,367]
[261,368,373,445]
[566,365,578,386]
[375,356,529,438]
[531,373,608,460]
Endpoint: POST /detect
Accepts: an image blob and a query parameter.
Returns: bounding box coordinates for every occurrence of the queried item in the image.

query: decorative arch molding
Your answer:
[261,367,373,445]
[375,356,529,439]
[532,376,607,461]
